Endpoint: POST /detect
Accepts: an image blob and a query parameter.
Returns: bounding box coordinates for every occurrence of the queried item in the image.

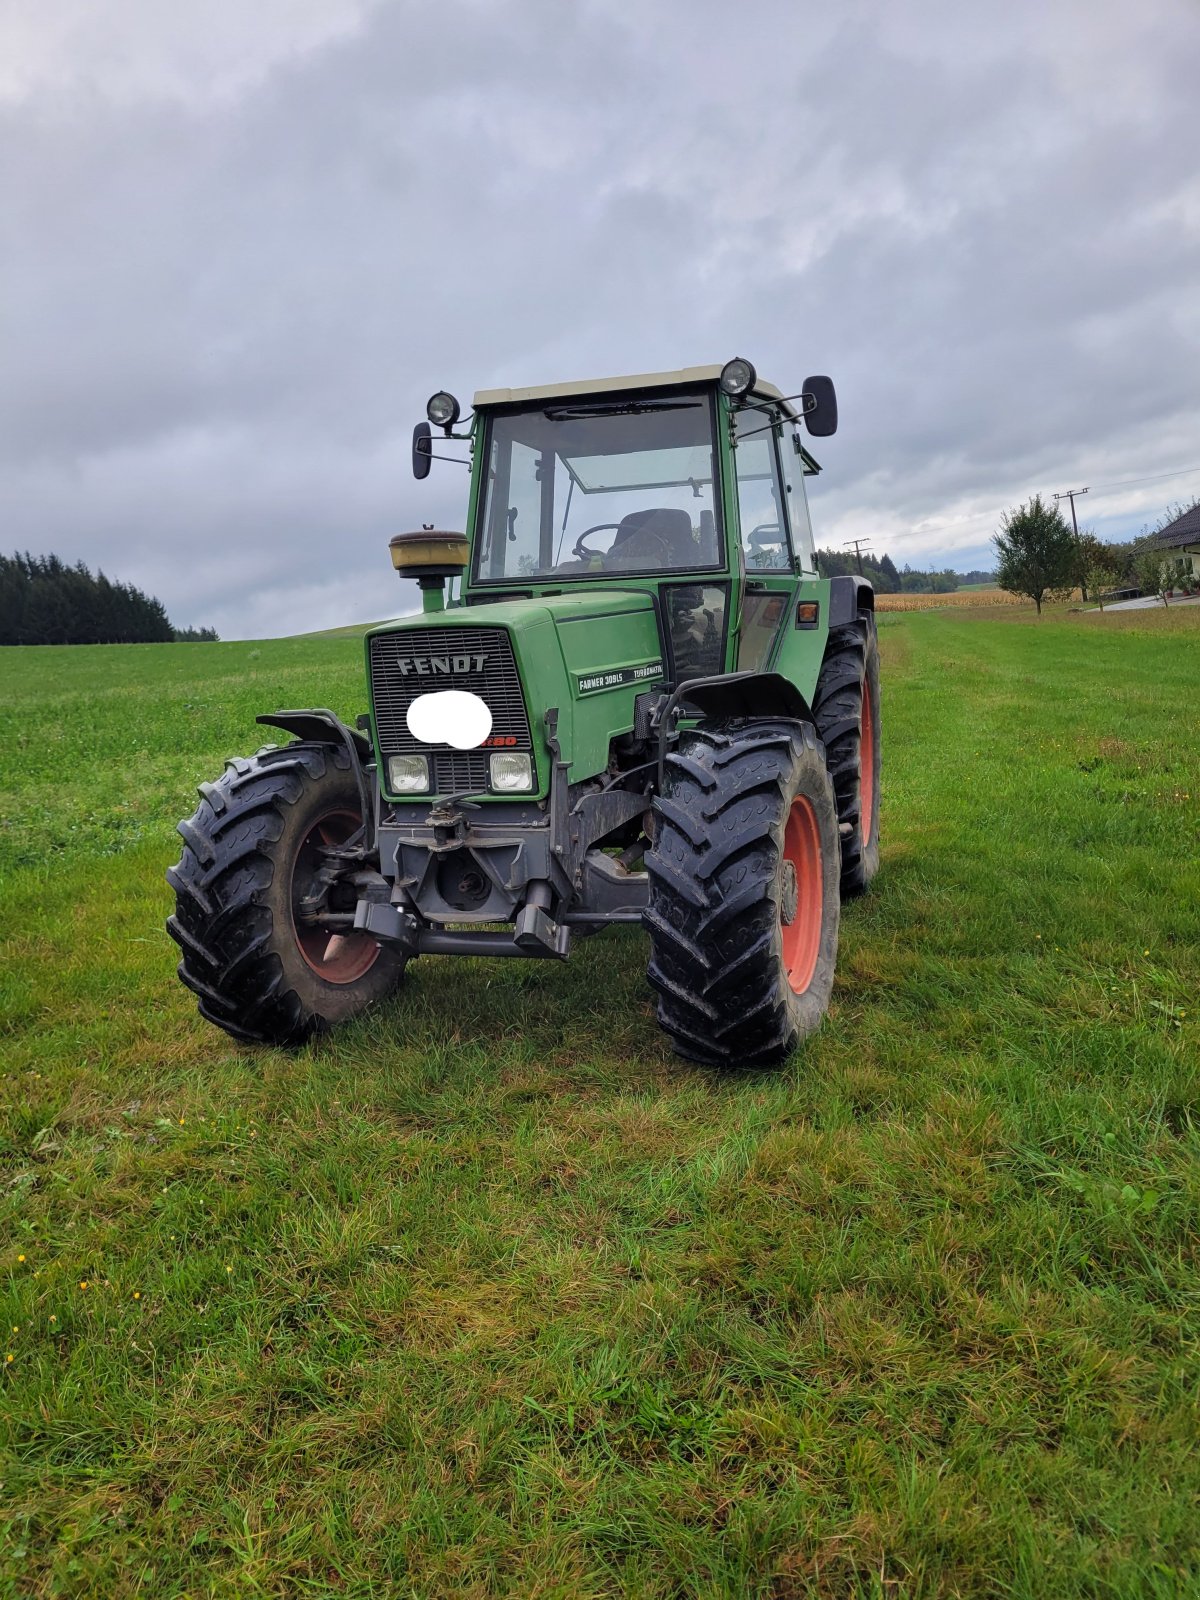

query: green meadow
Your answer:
[1,606,1197,1598]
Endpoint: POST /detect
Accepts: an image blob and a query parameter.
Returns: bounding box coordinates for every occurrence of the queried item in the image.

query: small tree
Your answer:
[993,494,1078,614]
[1075,531,1118,609]
[1103,539,1137,588]
[1085,562,1115,610]
[1071,530,1111,604]
[1134,546,1190,606]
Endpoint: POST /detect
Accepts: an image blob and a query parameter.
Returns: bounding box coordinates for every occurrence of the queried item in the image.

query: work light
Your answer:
[489,751,533,792]
[718,357,757,397]
[426,390,461,429]
[388,754,429,793]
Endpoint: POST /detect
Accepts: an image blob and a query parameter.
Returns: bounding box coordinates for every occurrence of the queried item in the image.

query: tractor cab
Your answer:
[406,361,833,691]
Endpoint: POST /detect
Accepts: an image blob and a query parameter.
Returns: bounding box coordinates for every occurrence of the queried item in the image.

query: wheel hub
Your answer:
[780,859,798,926]
[292,808,381,984]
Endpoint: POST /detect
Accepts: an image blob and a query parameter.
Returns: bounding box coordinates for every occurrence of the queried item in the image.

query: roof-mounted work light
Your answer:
[426,390,461,431]
[718,357,757,398]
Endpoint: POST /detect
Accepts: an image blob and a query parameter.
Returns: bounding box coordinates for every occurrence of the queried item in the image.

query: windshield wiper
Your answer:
[542,400,699,420]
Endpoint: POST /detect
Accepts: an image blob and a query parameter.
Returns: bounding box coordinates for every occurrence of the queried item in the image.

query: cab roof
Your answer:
[473,365,796,418]
[471,365,820,472]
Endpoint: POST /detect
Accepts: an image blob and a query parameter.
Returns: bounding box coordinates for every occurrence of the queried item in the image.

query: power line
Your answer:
[887,461,1200,543]
[1086,463,1200,493]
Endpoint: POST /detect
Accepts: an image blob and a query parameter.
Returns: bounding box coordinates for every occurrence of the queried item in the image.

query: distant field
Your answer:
[876,587,1031,611]
[1,607,1198,1597]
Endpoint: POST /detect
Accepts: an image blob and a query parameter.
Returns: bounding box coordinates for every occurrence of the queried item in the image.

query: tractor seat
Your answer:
[609,508,695,568]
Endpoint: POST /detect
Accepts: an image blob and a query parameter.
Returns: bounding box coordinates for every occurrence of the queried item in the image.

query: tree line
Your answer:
[815,548,993,593]
[0,553,218,646]
[993,496,1199,613]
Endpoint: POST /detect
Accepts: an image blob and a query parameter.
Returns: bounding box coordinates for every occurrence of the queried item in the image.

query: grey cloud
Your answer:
[3,0,1198,631]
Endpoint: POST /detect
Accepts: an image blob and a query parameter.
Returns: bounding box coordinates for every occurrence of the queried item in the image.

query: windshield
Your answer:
[473,394,722,582]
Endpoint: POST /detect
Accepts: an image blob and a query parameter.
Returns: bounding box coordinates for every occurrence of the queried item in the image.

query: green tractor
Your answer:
[168,358,880,1066]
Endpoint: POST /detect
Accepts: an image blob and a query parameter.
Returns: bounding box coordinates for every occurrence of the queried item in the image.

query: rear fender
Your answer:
[828,574,875,627]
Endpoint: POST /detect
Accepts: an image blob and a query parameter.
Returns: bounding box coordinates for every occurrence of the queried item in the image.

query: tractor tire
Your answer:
[166,742,405,1046]
[644,719,840,1067]
[813,612,880,897]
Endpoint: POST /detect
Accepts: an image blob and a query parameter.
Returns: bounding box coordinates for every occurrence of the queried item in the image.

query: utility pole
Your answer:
[844,538,873,576]
[1053,486,1088,538]
[1054,486,1089,599]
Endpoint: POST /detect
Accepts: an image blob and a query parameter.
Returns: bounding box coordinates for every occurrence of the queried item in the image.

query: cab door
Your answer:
[730,401,802,672]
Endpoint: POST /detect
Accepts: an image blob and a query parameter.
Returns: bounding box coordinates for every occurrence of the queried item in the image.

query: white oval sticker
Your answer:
[405,689,493,750]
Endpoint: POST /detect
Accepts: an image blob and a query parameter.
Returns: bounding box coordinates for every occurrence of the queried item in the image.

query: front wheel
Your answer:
[644,719,840,1067]
[167,742,405,1046]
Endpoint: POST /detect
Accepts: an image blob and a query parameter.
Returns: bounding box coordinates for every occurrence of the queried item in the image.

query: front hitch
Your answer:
[353,880,569,961]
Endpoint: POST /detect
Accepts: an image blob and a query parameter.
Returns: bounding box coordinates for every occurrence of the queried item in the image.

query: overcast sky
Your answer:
[4,0,1198,637]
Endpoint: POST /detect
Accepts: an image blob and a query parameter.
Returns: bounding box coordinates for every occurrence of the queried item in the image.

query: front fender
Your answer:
[656,671,816,789]
[256,708,373,819]
[679,670,814,725]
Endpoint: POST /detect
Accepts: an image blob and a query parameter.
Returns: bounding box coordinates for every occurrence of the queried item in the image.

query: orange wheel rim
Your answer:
[860,681,875,843]
[291,808,381,983]
[780,797,823,994]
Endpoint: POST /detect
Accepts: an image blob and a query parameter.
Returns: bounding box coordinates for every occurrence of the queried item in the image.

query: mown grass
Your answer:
[1,607,1198,1598]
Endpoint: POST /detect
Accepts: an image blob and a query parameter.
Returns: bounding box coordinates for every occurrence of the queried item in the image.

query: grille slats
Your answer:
[370,626,533,795]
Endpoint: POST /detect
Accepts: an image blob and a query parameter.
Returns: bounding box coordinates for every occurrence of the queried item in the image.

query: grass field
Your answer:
[1,608,1198,1598]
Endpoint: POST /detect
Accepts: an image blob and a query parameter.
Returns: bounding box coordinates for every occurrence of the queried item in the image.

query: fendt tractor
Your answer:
[168,359,880,1066]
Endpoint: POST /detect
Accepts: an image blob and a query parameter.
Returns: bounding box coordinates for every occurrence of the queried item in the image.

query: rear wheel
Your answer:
[813,612,881,897]
[644,719,840,1067]
[167,742,405,1046]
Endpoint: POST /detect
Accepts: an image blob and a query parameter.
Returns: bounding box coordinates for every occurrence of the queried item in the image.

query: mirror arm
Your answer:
[732,392,817,440]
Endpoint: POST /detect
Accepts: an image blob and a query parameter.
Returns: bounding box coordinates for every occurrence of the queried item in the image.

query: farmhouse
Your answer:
[1146,500,1200,580]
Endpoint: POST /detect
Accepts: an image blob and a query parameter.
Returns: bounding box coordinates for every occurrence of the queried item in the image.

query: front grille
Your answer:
[369,625,533,796]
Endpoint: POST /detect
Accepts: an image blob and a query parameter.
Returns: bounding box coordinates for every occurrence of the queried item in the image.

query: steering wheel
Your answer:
[571,522,623,561]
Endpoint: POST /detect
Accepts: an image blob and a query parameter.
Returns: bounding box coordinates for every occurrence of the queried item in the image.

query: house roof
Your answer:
[1148,501,1200,550]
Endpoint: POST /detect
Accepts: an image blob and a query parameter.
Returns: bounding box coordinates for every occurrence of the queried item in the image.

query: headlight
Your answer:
[388,754,429,793]
[426,390,461,429]
[489,751,533,792]
[719,356,757,397]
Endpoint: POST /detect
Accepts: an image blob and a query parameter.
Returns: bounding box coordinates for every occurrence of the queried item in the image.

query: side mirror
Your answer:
[412,421,432,480]
[802,376,838,437]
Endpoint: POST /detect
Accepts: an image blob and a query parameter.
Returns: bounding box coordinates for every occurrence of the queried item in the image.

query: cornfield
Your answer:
[874,587,1068,611]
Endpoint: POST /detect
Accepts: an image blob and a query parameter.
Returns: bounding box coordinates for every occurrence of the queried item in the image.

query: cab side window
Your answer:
[734,406,791,571]
[778,426,817,573]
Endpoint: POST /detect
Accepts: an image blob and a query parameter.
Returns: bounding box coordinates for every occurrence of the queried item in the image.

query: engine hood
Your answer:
[366,590,666,802]
[366,588,657,640]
